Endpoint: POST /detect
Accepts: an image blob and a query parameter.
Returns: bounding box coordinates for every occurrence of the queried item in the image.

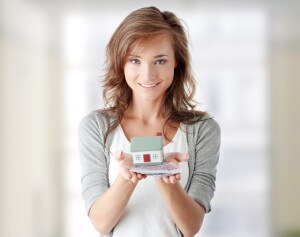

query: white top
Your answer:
[109,123,189,237]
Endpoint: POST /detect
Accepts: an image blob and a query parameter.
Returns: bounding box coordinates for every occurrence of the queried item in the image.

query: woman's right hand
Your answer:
[113,150,147,183]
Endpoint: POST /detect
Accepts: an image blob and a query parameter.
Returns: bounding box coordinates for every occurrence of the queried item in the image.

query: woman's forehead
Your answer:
[128,34,174,55]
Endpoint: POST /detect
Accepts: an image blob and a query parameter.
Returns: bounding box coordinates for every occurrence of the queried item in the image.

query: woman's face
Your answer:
[123,34,177,102]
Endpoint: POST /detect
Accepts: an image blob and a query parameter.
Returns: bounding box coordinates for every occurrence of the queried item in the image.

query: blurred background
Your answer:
[0,0,299,236]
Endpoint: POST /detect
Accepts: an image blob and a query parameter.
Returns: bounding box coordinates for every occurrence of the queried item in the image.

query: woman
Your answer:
[78,6,221,237]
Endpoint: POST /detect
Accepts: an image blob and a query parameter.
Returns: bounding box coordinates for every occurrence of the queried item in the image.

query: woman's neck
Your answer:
[124,99,166,124]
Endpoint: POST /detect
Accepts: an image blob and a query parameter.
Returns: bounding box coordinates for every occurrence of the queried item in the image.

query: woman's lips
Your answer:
[138,82,161,88]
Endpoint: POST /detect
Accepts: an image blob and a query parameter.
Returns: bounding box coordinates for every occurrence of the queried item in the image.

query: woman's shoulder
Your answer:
[78,109,115,134]
[188,111,221,137]
[83,108,116,121]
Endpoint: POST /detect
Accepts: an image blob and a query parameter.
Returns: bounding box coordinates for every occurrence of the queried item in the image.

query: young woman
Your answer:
[78,6,221,237]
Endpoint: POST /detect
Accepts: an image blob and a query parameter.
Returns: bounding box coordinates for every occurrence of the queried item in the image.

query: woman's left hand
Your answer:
[156,152,188,184]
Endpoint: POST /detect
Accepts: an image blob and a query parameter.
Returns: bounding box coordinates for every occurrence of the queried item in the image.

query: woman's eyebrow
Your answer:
[128,54,141,58]
[127,54,168,58]
[154,54,168,58]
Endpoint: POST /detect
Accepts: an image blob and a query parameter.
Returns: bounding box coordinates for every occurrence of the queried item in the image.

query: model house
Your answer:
[130,133,164,166]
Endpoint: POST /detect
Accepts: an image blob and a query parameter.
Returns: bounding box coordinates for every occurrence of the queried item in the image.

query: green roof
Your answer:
[130,136,163,152]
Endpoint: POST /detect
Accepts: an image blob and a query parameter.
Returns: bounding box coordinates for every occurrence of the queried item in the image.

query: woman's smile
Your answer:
[138,82,161,89]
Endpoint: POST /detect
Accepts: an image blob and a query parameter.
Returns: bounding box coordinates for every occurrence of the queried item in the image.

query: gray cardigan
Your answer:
[78,110,221,235]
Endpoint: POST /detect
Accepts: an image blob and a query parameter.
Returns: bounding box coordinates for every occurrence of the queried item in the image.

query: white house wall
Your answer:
[132,150,163,164]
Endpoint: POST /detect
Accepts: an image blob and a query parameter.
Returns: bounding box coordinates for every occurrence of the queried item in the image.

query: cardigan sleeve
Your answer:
[188,118,221,213]
[77,112,110,215]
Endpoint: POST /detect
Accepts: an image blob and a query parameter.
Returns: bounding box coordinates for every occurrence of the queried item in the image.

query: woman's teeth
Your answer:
[139,83,159,88]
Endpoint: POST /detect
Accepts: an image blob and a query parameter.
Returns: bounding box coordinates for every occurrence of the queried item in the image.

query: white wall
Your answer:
[0,1,63,236]
[269,1,300,235]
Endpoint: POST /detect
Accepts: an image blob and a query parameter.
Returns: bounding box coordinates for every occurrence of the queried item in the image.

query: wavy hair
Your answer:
[101,6,207,144]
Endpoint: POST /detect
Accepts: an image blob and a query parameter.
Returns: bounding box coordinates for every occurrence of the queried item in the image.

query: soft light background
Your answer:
[1,0,299,237]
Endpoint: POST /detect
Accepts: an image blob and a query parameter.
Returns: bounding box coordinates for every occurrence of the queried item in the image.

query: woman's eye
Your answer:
[155,59,166,65]
[129,58,166,65]
[130,58,140,64]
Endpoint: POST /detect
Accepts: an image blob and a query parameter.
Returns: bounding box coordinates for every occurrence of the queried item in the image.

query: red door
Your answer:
[143,154,150,162]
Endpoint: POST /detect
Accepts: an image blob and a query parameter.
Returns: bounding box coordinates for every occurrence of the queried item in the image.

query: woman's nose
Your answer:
[140,63,157,81]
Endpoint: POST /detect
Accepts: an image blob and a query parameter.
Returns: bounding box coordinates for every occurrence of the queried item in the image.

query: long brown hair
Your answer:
[101,6,207,144]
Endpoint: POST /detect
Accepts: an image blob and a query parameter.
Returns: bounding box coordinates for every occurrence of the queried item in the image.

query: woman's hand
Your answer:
[157,152,189,184]
[113,150,147,183]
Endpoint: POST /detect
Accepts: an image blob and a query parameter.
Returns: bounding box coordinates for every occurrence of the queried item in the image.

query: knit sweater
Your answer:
[78,109,221,236]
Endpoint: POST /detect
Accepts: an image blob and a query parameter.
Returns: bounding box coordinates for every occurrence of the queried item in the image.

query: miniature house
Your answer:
[130,133,164,166]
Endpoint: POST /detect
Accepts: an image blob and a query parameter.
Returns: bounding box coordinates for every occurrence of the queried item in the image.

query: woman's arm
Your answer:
[78,113,144,235]
[156,118,221,236]
[155,180,205,237]
[89,150,146,235]
[89,173,137,235]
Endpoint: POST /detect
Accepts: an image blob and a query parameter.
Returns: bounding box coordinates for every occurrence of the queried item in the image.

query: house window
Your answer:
[135,154,142,161]
[153,154,158,160]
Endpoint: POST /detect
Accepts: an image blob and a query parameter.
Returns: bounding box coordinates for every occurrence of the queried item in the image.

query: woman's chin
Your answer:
[135,93,163,102]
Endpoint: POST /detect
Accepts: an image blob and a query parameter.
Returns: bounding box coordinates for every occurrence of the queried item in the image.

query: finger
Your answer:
[175,174,181,180]
[113,150,124,161]
[137,173,143,180]
[163,153,180,168]
[163,152,176,162]
[163,176,170,183]
[170,175,177,184]
[130,172,138,183]
[177,153,189,162]
[164,152,188,162]
[142,174,147,179]
[122,153,134,167]
[120,167,132,180]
